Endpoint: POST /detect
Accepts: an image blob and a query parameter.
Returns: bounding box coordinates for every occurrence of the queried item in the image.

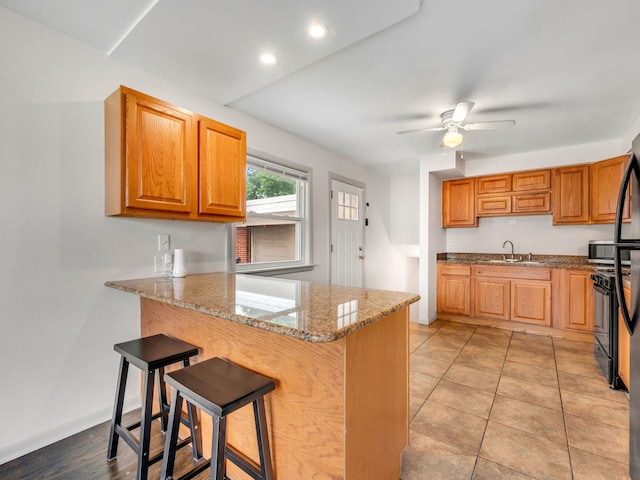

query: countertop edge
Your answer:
[105,280,420,343]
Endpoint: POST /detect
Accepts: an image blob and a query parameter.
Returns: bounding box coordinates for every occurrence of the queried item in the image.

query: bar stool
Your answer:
[160,357,276,480]
[107,334,203,480]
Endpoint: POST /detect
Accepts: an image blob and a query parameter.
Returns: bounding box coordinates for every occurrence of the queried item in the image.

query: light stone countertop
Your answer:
[105,272,420,343]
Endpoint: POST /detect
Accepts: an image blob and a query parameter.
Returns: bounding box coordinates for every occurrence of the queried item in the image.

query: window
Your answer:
[230,155,311,273]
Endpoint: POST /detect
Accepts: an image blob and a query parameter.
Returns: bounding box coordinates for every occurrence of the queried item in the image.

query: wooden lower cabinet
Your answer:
[619,285,631,388]
[474,278,510,320]
[436,264,472,315]
[436,264,592,331]
[473,267,552,325]
[511,280,551,326]
[554,269,594,331]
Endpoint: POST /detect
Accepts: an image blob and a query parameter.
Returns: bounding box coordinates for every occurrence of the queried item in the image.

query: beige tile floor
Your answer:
[402,320,631,480]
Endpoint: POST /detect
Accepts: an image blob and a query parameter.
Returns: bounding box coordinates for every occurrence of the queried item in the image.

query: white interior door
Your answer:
[330,179,365,287]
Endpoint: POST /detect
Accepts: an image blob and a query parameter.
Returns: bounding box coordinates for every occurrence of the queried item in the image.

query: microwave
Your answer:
[588,240,630,265]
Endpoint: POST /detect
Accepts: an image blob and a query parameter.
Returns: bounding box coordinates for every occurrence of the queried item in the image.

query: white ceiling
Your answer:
[3,0,640,175]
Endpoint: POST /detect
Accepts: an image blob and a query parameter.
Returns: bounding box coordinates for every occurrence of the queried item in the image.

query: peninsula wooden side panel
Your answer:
[141,298,409,480]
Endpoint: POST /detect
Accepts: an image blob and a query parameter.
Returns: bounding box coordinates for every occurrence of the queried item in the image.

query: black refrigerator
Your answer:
[614,133,640,478]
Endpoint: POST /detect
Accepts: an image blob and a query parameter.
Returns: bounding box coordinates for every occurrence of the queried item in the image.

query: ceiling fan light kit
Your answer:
[443,129,463,148]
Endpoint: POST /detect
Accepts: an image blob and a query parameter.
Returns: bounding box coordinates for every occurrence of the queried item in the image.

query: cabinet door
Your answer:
[442,179,477,227]
[437,265,472,315]
[477,196,511,216]
[590,155,631,224]
[474,278,510,320]
[619,285,631,388]
[512,193,551,214]
[477,174,511,195]
[198,117,247,218]
[553,165,590,225]
[512,169,551,192]
[510,280,552,325]
[124,90,197,213]
[559,270,594,331]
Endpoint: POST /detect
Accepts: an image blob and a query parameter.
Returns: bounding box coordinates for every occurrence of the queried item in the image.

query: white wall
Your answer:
[0,7,410,463]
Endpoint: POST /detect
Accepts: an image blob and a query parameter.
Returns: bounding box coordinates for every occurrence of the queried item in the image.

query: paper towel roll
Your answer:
[172,249,187,277]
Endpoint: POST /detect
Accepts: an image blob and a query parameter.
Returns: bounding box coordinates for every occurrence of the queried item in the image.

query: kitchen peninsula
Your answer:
[105,272,419,480]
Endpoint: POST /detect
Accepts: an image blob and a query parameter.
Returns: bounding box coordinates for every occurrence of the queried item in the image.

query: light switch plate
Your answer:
[157,234,170,251]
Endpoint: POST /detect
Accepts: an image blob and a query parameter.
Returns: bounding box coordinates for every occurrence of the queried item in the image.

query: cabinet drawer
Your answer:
[512,192,551,213]
[477,196,511,216]
[477,174,511,195]
[439,264,471,276]
[513,170,551,191]
[474,266,551,281]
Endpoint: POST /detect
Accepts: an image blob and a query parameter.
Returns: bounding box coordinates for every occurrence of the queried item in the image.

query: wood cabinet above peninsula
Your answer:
[105,86,246,222]
[105,273,419,480]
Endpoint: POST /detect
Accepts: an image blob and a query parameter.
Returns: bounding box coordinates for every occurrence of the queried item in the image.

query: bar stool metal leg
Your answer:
[107,356,129,460]
[160,389,183,480]
[254,397,273,480]
[157,366,169,432]
[210,415,227,480]
[137,369,156,480]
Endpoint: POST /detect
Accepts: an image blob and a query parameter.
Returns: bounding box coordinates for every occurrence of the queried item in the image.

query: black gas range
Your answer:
[590,268,627,390]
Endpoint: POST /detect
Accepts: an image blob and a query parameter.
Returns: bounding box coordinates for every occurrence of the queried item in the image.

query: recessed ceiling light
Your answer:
[259,52,278,65]
[308,23,328,39]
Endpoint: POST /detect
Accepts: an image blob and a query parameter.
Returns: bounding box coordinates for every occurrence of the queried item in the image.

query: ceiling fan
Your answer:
[396,101,515,148]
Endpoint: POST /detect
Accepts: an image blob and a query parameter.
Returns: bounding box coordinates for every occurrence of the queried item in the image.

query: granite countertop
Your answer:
[105,273,420,343]
[437,252,595,271]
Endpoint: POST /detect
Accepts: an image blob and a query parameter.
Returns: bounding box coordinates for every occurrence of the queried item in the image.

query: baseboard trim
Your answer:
[436,313,593,342]
[0,396,140,465]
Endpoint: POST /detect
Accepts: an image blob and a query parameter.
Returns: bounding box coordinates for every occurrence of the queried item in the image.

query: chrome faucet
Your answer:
[502,240,515,260]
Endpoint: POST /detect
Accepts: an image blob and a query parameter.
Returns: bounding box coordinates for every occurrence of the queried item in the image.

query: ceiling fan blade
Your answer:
[396,126,446,135]
[451,101,475,122]
[463,120,515,130]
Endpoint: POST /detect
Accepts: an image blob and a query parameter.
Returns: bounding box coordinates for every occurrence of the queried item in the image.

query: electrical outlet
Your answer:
[154,255,168,273]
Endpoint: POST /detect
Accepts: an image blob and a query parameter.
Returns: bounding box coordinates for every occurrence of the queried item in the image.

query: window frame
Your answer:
[229,153,312,275]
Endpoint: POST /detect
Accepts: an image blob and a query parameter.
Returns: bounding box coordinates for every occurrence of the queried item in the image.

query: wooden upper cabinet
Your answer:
[512,169,551,192]
[105,86,246,222]
[442,178,477,227]
[477,174,511,195]
[590,154,631,224]
[198,116,246,218]
[553,164,590,225]
[476,169,551,217]
[477,196,511,216]
[512,193,551,214]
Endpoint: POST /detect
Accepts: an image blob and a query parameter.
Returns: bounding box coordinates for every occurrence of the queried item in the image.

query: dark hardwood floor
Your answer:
[0,410,211,480]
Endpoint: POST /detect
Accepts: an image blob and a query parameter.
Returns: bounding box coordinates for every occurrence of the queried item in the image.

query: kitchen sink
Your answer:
[478,259,544,265]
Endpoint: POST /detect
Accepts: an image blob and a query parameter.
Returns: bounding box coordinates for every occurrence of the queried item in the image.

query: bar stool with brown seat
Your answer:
[160,357,276,480]
[107,334,204,480]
